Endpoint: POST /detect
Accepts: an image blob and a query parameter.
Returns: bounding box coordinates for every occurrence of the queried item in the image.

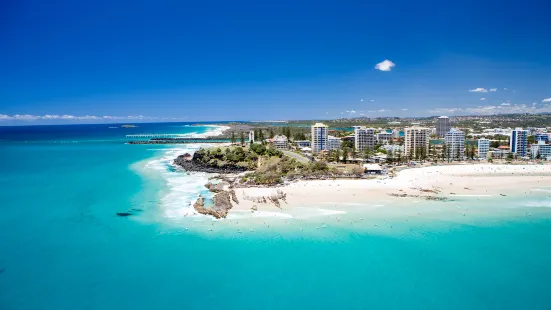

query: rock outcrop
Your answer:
[193,192,235,219]
[229,189,239,204]
[205,182,228,193]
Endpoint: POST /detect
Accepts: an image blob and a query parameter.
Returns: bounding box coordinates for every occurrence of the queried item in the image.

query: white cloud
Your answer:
[0,114,163,122]
[401,108,409,111]
[469,88,488,93]
[542,98,551,103]
[489,88,497,92]
[429,102,551,116]
[480,98,486,100]
[14,114,41,120]
[370,99,375,102]
[345,110,356,114]
[503,88,508,91]
[377,109,391,112]
[374,59,395,72]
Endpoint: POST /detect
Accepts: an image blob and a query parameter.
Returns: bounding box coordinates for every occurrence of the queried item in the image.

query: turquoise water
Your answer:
[1,123,551,309]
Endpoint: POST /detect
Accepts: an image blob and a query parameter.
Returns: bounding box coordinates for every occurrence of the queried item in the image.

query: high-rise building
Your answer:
[404,127,430,158]
[477,138,490,159]
[510,128,529,157]
[311,123,328,154]
[445,129,465,160]
[354,127,376,152]
[248,130,254,143]
[436,116,451,137]
[327,136,342,151]
[376,132,392,144]
[535,132,549,143]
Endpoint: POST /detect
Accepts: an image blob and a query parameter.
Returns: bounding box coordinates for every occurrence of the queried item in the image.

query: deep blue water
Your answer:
[1,123,551,310]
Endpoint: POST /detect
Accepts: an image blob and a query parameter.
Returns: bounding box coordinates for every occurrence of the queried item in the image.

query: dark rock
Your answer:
[173,153,248,174]
[116,212,133,217]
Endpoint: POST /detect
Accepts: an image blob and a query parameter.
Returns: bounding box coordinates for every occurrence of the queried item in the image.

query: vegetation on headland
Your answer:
[240,156,366,185]
[189,144,283,171]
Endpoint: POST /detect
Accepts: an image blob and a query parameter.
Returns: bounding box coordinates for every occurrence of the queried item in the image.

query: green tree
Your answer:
[231,131,236,144]
[396,149,403,164]
[240,132,245,145]
[363,148,373,162]
[342,147,349,163]
[507,152,514,162]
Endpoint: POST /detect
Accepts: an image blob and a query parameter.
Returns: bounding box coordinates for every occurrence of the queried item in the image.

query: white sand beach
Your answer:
[228,164,551,219]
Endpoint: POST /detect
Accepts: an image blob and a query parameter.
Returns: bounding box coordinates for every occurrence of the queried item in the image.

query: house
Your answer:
[362,163,383,174]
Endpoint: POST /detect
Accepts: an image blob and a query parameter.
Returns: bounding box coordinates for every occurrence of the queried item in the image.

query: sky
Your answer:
[1,0,551,125]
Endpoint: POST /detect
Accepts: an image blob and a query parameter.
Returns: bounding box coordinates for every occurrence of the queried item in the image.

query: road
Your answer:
[282,150,312,163]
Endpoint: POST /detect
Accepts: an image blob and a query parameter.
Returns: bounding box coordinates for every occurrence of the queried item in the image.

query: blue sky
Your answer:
[1,0,551,124]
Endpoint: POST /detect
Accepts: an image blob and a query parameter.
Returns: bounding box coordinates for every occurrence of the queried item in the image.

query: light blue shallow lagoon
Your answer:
[1,123,551,310]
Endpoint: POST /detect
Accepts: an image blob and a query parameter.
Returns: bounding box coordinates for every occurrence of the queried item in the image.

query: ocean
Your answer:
[0,123,550,310]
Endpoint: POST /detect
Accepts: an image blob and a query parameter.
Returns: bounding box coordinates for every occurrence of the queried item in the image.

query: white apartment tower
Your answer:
[311,123,328,154]
[354,127,376,152]
[445,129,465,160]
[477,138,490,159]
[436,116,451,137]
[248,130,254,143]
[404,127,430,158]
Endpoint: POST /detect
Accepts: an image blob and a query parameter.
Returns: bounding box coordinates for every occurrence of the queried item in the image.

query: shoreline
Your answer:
[224,164,551,220]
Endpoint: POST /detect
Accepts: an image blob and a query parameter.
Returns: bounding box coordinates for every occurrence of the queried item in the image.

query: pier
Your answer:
[125,134,247,144]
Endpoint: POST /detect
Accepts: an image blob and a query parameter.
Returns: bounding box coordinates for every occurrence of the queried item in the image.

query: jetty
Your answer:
[126,134,248,144]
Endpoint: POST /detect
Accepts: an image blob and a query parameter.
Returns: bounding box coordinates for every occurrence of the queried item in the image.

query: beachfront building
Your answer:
[248,130,254,143]
[354,126,376,151]
[272,135,289,150]
[531,141,551,160]
[535,132,549,142]
[445,129,465,160]
[376,132,392,144]
[311,123,328,154]
[510,128,529,157]
[327,135,342,151]
[477,138,490,159]
[404,127,430,158]
[436,116,451,137]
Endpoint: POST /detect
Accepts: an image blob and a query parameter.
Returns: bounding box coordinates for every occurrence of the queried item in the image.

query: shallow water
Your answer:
[1,123,551,310]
